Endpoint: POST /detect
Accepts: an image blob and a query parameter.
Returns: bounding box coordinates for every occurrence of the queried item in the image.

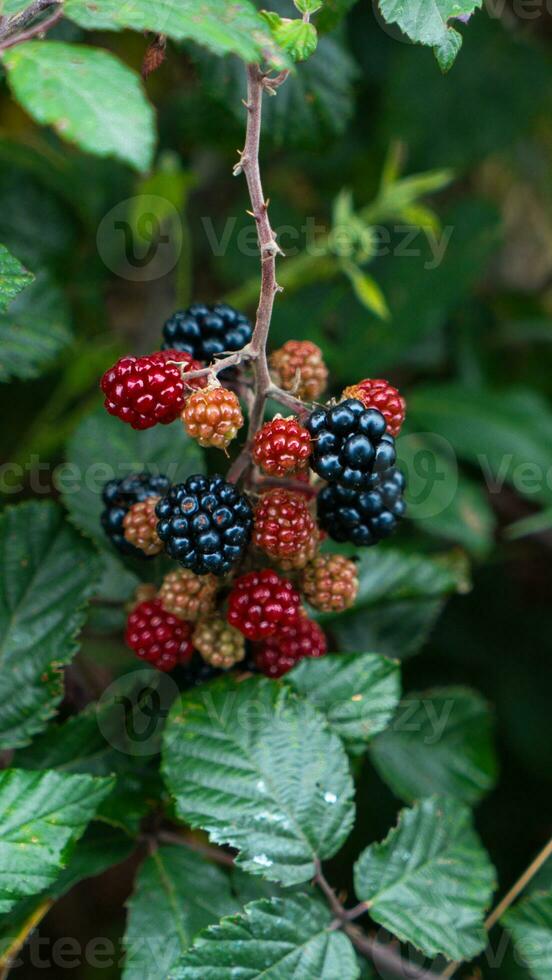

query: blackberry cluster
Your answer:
[155,474,253,576]
[317,467,406,546]
[101,473,170,557]
[97,294,410,679]
[162,303,253,361]
[307,398,396,489]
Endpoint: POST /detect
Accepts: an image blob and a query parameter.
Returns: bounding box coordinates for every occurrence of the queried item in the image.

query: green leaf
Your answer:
[169,894,359,979]
[123,846,238,979]
[264,16,319,63]
[64,0,289,67]
[1,42,155,172]
[503,891,552,980]
[0,272,72,383]
[369,687,498,805]
[354,796,496,961]
[162,676,355,886]
[0,501,101,750]
[0,824,133,966]
[61,406,203,549]
[0,243,33,312]
[295,0,324,12]
[341,261,390,319]
[379,0,480,68]
[0,769,114,914]
[328,546,466,659]
[434,27,463,72]
[506,507,552,541]
[409,384,552,508]
[287,653,401,753]
[14,681,166,836]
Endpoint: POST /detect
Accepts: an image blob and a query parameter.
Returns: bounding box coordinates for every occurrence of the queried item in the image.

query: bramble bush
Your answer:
[0,1,551,979]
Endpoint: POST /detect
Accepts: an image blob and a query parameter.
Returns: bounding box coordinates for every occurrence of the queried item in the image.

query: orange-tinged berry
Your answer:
[123,497,163,556]
[182,386,244,450]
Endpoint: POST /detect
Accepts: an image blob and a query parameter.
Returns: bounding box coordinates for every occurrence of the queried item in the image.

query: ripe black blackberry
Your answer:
[162,303,253,362]
[317,467,406,546]
[155,474,253,576]
[306,398,396,490]
[101,473,171,557]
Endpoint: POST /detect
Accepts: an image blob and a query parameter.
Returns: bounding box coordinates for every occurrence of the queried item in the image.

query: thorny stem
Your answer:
[0,0,63,47]
[173,61,306,483]
[227,63,288,484]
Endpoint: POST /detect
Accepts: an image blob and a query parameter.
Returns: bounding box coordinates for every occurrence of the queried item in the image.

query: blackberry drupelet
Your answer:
[162,303,253,361]
[317,467,406,546]
[101,473,171,557]
[306,398,396,490]
[155,474,253,576]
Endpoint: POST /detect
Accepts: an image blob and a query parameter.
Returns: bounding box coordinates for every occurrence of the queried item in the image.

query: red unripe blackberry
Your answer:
[252,417,311,477]
[152,349,207,393]
[255,616,328,678]
[270,340,328,401]
[227,569,302,641]
[342,379,405,437]
[182,385,244,450]
[301,554,359,613]
[125,599,193,672]
[101,352,186,430]
[253,489,317,566]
